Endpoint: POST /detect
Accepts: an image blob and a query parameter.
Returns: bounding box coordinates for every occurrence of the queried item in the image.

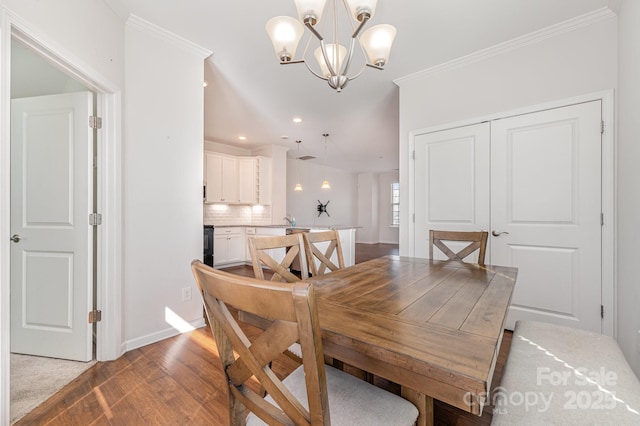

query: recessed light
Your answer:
[293,117,303,123]
[238,136,247,141]
[281,135,289,140]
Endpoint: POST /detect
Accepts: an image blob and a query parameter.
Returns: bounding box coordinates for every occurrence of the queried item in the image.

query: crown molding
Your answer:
[126,14,212,59]
[394,7,616,86]
[102,0,131,23]
[607,0,621,14]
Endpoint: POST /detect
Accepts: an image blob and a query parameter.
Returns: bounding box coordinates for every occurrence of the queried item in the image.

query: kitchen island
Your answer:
[207,224,357,268]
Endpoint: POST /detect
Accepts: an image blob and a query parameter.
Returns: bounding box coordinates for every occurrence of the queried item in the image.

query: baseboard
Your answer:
[122,316,206,353]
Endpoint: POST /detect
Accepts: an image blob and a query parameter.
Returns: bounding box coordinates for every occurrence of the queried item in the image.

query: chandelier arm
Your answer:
[345,64,367,81]
[303,60,329,81]
[304,21,324,41]
[339,36,357,78]
[280,60,306,65]
[351,14,369,38]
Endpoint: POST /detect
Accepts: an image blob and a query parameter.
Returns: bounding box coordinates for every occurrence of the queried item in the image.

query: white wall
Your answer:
[356,173,379,243]
[616,0,640,375]
[1,0,124,88]
[286,159,357,228]
[397,15,618,255]
[122,19,208,349]
[378,171,399,244]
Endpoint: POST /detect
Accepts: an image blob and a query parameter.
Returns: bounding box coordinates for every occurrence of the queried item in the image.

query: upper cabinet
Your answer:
[205,153,238,203]
[205,153,271,205]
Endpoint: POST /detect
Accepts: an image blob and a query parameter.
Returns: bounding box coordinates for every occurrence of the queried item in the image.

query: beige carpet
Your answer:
[10,353,96,424]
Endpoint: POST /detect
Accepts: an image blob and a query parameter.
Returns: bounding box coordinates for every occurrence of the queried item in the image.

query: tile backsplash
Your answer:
[204,204,273,226]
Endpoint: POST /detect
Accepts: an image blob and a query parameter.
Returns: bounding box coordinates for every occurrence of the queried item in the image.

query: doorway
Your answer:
[10,39,96,361]
[409,93,615,336]
[1,22,123,424]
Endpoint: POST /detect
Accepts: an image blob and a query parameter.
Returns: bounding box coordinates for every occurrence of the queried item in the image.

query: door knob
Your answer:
[10,234,21,243]
[492,230,509,237]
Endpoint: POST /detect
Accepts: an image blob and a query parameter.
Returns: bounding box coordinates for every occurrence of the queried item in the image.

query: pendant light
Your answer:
[294,140,303,191]
[321,133,331,189]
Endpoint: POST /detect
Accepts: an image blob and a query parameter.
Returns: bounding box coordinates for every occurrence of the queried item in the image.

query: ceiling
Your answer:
[105,0,611,173]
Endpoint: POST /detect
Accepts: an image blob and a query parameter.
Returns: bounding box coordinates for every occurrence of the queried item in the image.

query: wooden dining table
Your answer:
[305,255,518,426]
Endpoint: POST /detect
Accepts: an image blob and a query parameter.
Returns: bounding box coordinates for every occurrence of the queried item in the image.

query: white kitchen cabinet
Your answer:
[205,153,238,203]
[206,153,271,205]
[256,156,271,205]
[214,227,245,266]
[238,158,256,204]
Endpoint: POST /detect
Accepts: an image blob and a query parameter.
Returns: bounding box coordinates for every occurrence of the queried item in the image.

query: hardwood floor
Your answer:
[355,242,399,263]
[16,243,511,425]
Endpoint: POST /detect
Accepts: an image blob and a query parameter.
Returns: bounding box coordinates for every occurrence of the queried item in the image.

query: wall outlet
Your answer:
[181,286,192,301]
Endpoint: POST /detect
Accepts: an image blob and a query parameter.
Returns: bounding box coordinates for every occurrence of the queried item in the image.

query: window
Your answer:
[391,182,400,227]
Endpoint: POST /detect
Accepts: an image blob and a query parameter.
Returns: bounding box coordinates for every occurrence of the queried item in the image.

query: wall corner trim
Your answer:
[126,14,212,59]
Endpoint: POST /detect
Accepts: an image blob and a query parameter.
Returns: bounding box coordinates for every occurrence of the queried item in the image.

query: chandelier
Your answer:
[266,0,397,92]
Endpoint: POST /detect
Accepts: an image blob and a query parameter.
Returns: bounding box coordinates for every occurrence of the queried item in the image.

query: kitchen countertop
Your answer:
[209,224,359,230]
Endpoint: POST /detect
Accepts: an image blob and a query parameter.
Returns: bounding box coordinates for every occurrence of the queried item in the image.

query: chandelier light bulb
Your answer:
[266,16,304,62]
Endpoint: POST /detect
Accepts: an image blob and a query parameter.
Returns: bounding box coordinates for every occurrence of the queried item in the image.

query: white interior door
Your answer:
[414,123,491,259]
[10,92,93,361]
[491,101,602,332]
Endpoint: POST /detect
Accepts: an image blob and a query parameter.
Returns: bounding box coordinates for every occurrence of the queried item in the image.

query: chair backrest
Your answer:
[191,260,329,425]
[248,233,309,282]
[303,230,345,276]
[429,230,489,266]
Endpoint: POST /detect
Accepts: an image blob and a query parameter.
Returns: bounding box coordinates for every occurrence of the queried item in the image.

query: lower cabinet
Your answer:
[214,228,245,266]
[213,226,356,269]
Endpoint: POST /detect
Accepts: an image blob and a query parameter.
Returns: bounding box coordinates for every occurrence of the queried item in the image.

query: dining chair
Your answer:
[248,233,309,282]
[302,229,375,382]
[429,230,489,266]
[303,230,345,276]
[191,260,419,426]
[248,233,309,362]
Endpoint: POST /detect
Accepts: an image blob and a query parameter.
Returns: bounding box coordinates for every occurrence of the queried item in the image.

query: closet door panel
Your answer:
[491,100,602,332]
[414,123,491,260]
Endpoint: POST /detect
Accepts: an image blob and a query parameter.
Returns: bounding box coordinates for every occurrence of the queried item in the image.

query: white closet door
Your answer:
[414,123,491,259]
[10,92,94,361]
[491,100,602,332]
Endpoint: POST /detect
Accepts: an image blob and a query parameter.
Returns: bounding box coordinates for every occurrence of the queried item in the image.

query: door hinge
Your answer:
[601,305,604,319]
[89,213,102,226]
[601,120,605,135]
[412,150,415,160]
[89,310,102,323]
[601,213,604,226]
[89,115,102,129]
